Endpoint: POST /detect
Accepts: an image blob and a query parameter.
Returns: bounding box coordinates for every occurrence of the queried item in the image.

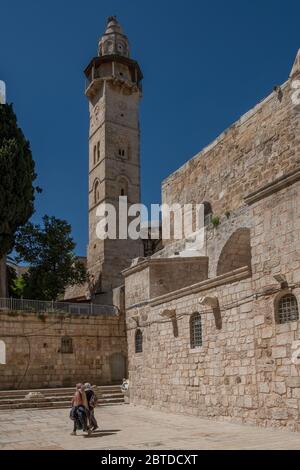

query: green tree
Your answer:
[0,103,37,296]
[15,215,87,300]
[8,270,26,298]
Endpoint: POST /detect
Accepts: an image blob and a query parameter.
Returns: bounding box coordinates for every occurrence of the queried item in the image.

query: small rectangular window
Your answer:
[61,336,73,354]
[135,330,143,354]
[190,313,202,349]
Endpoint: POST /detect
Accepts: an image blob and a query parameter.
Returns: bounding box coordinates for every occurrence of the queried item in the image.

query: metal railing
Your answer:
[0,298,119,317]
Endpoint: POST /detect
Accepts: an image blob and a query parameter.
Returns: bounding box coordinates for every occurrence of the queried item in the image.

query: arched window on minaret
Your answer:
[93,145,97,165]
[97,142,101,162]
[118,176,129,197]
[94,180,100,204]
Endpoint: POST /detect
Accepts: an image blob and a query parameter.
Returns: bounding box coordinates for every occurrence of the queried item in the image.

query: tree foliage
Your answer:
[8,267,25,298]
[0,103,37,258]
[15,215,87,300]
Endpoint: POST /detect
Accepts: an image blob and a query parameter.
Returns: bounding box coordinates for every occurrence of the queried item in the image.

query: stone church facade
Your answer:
[123,49,300,430]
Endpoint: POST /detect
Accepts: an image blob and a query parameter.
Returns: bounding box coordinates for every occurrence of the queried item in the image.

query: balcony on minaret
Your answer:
[84,56,143,98]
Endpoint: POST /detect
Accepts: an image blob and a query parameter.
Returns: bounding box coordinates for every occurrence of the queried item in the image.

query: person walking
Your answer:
[84,383,99,431]
[70,383,90,436]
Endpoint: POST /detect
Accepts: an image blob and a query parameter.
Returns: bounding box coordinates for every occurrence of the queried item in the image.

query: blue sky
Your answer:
[0,0,299,255]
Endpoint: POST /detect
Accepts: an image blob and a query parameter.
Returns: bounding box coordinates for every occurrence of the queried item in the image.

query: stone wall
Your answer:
[0,309,127,390]
[249,180,300,427]
[124,54,300,430]
[126,271,259,424]
[125,183,300,430]
[161,63,300,249]
[124,257,209,307]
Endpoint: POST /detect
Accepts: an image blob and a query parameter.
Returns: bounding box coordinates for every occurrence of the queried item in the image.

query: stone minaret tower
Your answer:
[84,16,143,304]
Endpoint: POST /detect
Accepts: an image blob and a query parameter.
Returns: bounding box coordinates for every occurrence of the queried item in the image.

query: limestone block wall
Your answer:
[126,277,300,430]
[125,179,300,430]
[126,273,258,423]
[249,181,300,427]
[162,69,300,249]
[124,257,209,308]
[0,310,127,390]
[149,258,208,298]
[125,264,150,308]
[123,51,300,431]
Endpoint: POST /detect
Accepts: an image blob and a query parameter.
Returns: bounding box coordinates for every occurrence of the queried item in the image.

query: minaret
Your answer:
[84,16,143,304]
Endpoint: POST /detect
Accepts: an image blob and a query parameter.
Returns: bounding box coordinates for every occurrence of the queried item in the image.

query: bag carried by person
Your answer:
[89,392,98,409]
[69,406,77,421]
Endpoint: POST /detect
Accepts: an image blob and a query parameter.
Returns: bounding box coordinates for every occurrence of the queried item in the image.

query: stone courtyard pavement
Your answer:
[0,404,300,450]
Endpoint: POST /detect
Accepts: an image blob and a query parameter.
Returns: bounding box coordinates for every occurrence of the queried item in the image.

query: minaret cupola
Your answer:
[98,16,130,58]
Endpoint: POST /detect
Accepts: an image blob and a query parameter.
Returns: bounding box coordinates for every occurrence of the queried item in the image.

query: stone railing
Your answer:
[0,297,119,316]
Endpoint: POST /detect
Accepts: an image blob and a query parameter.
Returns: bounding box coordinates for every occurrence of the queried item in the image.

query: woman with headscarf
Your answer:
[84,383,99,431]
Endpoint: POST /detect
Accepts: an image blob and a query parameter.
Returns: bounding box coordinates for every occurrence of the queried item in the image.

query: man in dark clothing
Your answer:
[84,383,99,431]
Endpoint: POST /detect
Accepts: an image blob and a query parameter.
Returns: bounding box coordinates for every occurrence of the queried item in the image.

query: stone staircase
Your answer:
[0,385,124,411]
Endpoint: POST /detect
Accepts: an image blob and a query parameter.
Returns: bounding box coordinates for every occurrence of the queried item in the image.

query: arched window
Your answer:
[276,294,299,324]
[61,336,73,354]
[94,180,100,204]
[190,313,202,349]
[0,340,6,365]
[118,177,129,197]
[135,329,143,354]
[97,142,100,162]
[93,145,97,165]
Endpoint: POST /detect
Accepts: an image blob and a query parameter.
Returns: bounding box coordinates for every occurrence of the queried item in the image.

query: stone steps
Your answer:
[0,385,121,397]
[0,393,124,405]
[0,385,124,410]
[0,391,123,403]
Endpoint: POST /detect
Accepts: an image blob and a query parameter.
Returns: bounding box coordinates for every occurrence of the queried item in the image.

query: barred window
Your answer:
[277,294,299,324]
[190,313,202,349]
[61,336,73,354]
[135,329,143,354]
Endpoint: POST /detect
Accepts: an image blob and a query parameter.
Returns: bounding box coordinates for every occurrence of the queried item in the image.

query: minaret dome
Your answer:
[98,16,130,58]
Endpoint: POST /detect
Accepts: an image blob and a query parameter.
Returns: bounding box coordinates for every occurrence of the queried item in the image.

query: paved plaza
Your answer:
[0,404,300,450]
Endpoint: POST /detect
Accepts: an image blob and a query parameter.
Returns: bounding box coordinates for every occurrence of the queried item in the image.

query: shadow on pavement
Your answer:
[84,430,120,438]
